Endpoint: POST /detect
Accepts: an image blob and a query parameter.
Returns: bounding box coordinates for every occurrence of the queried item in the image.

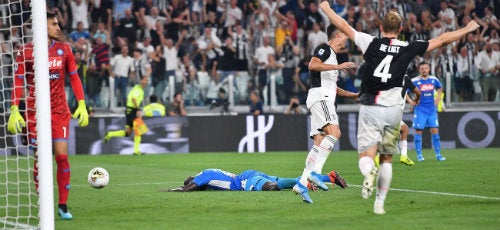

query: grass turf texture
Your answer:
[38,148,500,229]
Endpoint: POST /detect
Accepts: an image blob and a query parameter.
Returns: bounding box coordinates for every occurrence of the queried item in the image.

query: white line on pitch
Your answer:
[348,184,500,200]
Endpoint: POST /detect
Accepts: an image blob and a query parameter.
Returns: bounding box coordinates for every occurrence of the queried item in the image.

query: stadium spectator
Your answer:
[86,62,103,107]
[277,35,301,102]
[92,22,111,45]
[476,42,500,101]
[456,46,475,101]
[216,36,238,83]
[132,49,152,102]
[149,45,168,103]
[283,95,305,115]
[248,90,263,115]
[167,92,187,116]
[165,0,190,41]
[70,0,90,31]
[69,21,90,42]
[109,45,135,106]
[161,29,186,94]
[180,55,203,106]
[163,168,347,192]
[114,8,143,51]
[307,21,328,56]
[197,26,222,75]
[253,36,275,101]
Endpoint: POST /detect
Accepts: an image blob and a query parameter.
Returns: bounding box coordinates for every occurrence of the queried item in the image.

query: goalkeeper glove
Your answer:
[7,105,26,134]
[73,100,89,127]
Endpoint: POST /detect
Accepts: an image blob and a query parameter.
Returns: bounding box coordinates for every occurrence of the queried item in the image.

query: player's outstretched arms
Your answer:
[427,20,480,52]
[160,182,203,192]
[337,87,359,99]
[319,1,356,40]
[309,57,355,72]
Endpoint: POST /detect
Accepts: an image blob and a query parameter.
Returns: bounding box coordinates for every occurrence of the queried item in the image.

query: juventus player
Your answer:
[319,1,479,214]
[8,12,89,220]
[292,24,357,204]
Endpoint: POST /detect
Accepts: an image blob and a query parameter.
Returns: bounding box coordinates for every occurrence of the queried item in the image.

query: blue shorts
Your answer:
[412,110,439,130]
[245,176,273,191]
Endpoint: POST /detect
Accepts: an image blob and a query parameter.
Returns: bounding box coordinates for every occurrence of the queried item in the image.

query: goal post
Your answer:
[32,0,55,229]
[0,0,54,229]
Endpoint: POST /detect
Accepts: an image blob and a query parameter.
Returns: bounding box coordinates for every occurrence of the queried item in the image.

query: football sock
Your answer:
[134,135,141,153]
[414,134,423,158]
[55,154,71,205]
[58,204,68,213]
[33,151,39,193]
[358,156,375,177]
[399,140,408,157]
[299,146,319,186]
[376,163,392,202]
[276,178,297,190]
[108,130,126,138]
[432,133,441,155]
[313,135,336,174]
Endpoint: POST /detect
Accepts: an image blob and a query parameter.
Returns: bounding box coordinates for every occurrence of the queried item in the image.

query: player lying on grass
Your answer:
[162,168,348,192]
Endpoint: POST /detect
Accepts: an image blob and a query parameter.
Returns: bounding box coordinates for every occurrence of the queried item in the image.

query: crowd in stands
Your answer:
[0,0,499,114]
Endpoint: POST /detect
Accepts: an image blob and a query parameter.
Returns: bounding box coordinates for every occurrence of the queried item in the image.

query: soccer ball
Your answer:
[87,167,109,189]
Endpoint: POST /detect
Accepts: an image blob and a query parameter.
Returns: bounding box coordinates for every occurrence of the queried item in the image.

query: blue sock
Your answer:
[415,134,423,157]
[322,175,330,182]
[277,178,297,190]
[432,133,441,155]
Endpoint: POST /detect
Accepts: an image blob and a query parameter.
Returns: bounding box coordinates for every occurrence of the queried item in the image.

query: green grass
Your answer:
[4,148,500,229]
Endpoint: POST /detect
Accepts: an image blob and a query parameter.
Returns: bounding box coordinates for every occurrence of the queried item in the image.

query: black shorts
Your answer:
[125,107,138,128]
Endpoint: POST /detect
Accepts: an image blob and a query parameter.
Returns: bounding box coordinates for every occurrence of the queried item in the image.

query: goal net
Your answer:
[0,1,39,229]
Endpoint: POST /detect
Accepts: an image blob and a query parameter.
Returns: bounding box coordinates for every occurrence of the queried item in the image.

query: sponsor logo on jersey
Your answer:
[48,57,63,69]
[420,83,434,92]
[49,73,60,79]
[57,49,64,56]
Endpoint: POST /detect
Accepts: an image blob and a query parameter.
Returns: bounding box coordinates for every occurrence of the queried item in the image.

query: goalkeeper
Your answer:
[8,12,89,220]
[104,76,149,155]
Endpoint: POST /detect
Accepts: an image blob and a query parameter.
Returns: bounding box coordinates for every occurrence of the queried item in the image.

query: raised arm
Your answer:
[427,20,479,52]
[318,1,356,41]
[309,56,355,71]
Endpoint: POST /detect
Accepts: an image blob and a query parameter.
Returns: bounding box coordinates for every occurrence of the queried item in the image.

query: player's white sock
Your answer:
[313,135,336,174]
[358,156,375,177]
[399,140,408,157]
[299,146,319,186]
[376,162,392,201]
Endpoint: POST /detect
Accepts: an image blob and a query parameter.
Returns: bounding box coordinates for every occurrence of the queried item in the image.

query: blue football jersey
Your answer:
[192,169,238,190]
[411,76,442,114]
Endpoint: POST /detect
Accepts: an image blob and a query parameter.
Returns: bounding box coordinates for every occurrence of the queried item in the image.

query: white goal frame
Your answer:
[32,1,55,229]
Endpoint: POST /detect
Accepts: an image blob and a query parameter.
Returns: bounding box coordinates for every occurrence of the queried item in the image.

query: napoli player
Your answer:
[411,62,446,162]
[163,169,347,192]
[319,1,479,214]
[8,12,89,220]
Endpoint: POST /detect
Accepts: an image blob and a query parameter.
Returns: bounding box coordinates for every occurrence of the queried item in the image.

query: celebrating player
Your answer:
[8,12,89,220]
[319,1,479,214]
[293,24,357,204]
[163,168,348,192]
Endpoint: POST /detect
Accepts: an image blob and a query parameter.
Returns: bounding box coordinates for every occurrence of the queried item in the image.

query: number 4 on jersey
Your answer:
[374,55,393,82]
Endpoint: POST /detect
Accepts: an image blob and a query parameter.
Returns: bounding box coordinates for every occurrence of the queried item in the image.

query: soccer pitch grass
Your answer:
[57,148,499,230]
